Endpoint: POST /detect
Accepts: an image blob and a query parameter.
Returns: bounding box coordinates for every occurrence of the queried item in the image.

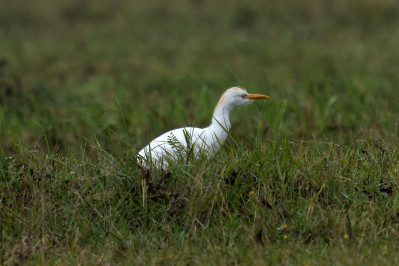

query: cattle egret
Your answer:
[138,87,269,168]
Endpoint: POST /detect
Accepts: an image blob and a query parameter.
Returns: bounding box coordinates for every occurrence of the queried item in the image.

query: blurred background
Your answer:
[1,0,398,153]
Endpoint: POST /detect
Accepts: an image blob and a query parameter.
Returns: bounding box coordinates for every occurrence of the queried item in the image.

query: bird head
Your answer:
[215,87,269,112]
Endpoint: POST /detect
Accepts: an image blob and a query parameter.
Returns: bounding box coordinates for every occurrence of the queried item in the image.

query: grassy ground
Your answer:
[1,0,399,264]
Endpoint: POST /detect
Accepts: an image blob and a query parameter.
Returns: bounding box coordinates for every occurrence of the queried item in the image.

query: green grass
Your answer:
[1,0,399,264]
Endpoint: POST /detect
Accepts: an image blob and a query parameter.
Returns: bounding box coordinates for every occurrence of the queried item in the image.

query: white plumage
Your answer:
[138,87,269,168]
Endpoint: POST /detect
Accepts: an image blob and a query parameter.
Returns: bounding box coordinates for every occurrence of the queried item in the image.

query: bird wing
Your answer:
[138,127,203,167]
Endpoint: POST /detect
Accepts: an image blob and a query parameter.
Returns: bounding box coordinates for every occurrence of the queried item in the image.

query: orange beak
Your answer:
[243,94,270,100]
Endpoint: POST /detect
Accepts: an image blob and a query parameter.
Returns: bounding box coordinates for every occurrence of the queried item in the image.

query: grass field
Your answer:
[1,0,399,264]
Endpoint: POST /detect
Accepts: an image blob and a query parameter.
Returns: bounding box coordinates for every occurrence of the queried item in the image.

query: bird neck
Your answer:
[211,104,232,131]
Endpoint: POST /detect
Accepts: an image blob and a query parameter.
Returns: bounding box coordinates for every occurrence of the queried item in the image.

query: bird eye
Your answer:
[241,94,247,98]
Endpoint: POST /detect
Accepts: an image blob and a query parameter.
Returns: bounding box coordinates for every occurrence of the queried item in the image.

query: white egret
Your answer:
[138,87,269,168]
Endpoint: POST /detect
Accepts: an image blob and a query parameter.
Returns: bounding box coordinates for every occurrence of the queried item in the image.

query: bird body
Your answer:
[138,87,269,168]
